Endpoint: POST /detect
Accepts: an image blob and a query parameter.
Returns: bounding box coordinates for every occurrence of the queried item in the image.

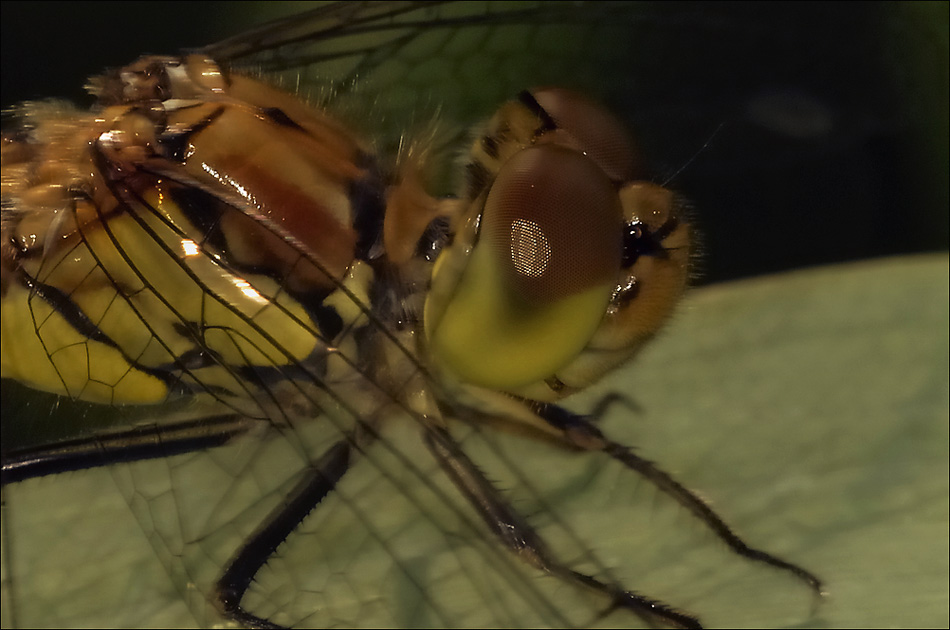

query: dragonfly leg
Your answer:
[423,423,703,629]
[587,391,644,422]
[531,401,825,599]
[215,439,352,629]
[1,414,255,485]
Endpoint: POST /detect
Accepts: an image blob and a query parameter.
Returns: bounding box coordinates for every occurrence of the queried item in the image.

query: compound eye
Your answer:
[426,145,623,390]
[531,87,640,182]
[484,146,621,304]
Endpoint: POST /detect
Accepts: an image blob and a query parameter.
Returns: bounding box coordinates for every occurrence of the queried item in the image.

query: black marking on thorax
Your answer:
[349,150,386,262]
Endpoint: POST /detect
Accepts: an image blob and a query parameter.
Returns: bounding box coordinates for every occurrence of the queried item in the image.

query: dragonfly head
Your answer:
[424,89,691,402]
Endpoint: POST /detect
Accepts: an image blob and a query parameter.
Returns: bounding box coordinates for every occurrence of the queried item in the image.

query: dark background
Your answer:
[2,1,947,287]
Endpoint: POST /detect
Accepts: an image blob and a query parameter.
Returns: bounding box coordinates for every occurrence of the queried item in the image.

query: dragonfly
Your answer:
[1,3,823,628]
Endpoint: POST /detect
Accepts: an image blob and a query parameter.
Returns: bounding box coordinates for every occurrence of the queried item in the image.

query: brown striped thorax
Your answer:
[1,53,690,413]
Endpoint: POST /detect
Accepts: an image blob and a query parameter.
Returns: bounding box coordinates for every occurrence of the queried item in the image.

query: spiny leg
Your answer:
[1,414,254,486]
[215,439,352,629]
[532,401,825,598]
[423,423,703,629]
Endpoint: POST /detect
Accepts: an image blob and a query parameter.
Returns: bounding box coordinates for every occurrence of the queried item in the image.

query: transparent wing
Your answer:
[0,169,657,628]
[201,1,691,193]
[204,2,654,119]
